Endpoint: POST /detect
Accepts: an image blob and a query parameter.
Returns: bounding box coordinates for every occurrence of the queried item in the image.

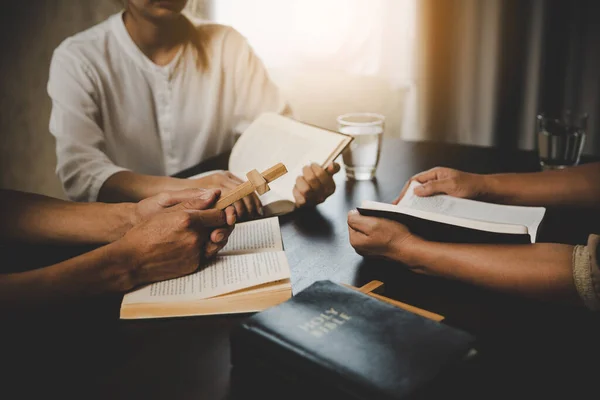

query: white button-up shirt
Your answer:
[48,11,290,202]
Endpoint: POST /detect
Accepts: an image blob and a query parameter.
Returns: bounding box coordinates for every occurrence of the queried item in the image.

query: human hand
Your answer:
[130,189,235,257]
[393,167,489,205]
[116,206,231,290]
[134,188,236,226]
[347,210,417,262]
[200,171,263,221]
[293,162,341,207]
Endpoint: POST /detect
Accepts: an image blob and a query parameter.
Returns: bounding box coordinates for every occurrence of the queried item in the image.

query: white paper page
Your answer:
[229,113,348,203]
[220,217,283,255]
[398,181,545,241]
[122,251,291,304]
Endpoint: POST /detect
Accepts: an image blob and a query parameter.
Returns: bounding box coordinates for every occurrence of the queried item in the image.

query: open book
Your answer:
[190,113,353,216]
[120,217,292,319]
[358,181,546,244]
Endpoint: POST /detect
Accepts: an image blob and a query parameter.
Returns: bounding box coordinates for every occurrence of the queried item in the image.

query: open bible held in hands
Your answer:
[190,113,353,216]
[358,181,546,244]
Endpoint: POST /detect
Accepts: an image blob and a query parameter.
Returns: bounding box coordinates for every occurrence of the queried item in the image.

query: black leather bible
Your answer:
[230,280,477,400]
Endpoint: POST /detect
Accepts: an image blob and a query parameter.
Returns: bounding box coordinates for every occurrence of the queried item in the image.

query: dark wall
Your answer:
[0,1,120,198]
[537,0,600,155]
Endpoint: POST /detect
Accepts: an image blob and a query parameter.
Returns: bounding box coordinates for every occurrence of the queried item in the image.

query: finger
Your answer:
[225,206,237,226]
[393,167,445,203]
[295,176,317,204]
[412,167,443,184]
[414,179,454,197]
[186,209,227,228]
[233,200,247,221]
[302,165,321,192]
[347,226,370,254]
[326,162,341,175]
[155,188,211,207]
[226,171,244,184]
[241,194,257,217]
[293,187,307,207]
[221,179,240,191]
[204,241,222,259]
[310,163,336,198]
[174,189,222,211]
[210,227,233,244]
[347,210,379,234]
[393,181,411,205]
[249,192,264,216]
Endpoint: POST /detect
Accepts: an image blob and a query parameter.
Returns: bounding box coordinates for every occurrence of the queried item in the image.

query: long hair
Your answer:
[182,14,211,70]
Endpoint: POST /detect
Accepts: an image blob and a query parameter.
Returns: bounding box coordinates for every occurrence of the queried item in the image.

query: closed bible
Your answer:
[230,280,477,400]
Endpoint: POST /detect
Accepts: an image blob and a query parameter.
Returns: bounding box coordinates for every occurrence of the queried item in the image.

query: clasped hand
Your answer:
[114,188,235,291]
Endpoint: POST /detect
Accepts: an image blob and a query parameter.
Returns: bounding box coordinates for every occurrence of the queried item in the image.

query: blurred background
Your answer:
[1,0,600,199]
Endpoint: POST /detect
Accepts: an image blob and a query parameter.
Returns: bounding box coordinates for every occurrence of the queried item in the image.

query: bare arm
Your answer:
[348,212,583,306]
[484,162,600,207]
[1,199,233,313]
[0,189,135,245]
[99,171,264,220]
[399,162,600,209]
[98,171,215,203]
[0,188,236,246]
[401,239,580,305]
[0,240,131,313]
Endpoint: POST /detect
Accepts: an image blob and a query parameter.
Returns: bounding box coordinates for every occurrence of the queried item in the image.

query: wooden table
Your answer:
[4,138,600,400]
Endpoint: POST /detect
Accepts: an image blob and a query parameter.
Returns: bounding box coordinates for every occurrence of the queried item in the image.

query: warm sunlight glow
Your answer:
[212,0,416,84]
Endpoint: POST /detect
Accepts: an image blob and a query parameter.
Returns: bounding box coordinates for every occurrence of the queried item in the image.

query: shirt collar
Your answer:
[111,10,185,79]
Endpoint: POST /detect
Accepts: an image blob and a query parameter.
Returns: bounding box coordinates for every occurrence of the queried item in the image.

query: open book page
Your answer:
[220,217,283,255]
[229,113,352,204]
[122,251,291,304]
[394,181,545,241]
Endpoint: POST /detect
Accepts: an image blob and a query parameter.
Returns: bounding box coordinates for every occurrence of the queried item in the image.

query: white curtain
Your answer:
[208,0,416,137]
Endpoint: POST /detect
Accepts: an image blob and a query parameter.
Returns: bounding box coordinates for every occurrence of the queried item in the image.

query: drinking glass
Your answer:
[536,110,587,170]
[337,113,385,180]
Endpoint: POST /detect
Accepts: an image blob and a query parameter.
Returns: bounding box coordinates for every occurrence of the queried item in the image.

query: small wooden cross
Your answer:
[214,163,288,210]
[343,280,445,322]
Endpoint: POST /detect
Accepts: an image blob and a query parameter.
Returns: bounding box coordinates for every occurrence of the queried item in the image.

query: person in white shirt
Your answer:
[47,0,340,220]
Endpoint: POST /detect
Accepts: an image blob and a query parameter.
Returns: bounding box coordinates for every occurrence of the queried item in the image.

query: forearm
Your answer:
[0,241,131,313]
[395,238,581,305]
[0,190,135,244]
[98,171,215,203]
[484,162,600,208]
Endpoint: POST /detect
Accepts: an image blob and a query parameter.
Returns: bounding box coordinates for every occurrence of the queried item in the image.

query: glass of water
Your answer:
[536,111,587,170]
[337,112,385,180]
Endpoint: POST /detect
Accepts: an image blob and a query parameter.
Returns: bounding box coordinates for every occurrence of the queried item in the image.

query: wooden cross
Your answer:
[343,280,445,322]
[214,162,288,210]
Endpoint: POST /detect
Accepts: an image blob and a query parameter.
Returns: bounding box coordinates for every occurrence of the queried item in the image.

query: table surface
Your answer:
[4,138,600,400]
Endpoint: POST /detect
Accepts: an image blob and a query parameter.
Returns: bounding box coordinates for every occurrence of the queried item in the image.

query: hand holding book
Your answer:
[347,174,589,305]
[393,166,490,205]
[189,113,352,217]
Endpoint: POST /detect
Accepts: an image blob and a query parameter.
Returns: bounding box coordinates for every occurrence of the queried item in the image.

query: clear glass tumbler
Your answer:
[537,110,587,170]
[337,113,385,180]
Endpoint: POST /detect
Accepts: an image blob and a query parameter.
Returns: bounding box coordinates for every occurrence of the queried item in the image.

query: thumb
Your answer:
[414,180,452,197]
[173,189,221,211]
[326,162,341,175]
[186,209,227,229]
[393,180,412,205]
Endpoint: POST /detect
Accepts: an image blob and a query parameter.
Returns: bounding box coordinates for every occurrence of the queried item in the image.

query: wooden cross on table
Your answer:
[214,162,288,210]
[343,280,445,322]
